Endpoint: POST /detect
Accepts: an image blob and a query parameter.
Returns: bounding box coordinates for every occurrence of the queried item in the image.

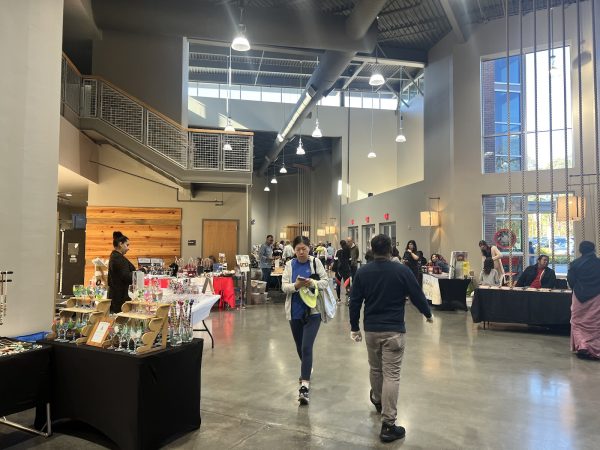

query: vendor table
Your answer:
[471,287,572,327]
[422,273,470,311]
[0,339,52,437]
[212,277,236,309]
[35,339,203,450]
[162,293,220,348]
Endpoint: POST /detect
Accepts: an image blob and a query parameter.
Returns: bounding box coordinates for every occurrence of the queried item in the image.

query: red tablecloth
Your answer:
[212,277,236,309]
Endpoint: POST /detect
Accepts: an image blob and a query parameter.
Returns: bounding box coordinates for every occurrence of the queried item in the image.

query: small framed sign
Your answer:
[236,255,250,273]
[86,318,114,347]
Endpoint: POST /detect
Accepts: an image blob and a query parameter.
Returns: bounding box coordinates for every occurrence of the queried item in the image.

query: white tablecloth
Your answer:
[161,293,220,326]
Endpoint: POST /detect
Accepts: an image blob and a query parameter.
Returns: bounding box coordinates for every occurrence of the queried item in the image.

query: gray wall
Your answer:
[93,30,188,125]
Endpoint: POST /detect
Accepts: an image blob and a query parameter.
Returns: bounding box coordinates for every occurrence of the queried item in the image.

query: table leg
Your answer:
[194,319,215,348]
[2,403,51,437]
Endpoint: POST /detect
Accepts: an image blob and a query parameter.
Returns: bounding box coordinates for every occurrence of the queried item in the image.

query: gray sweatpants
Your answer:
[365,331,406,425]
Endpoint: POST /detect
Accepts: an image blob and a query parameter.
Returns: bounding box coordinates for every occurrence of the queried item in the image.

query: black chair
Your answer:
[555,279,568,289]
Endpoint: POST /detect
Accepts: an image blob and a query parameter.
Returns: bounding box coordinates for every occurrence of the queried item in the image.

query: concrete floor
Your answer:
[2,302,600,449]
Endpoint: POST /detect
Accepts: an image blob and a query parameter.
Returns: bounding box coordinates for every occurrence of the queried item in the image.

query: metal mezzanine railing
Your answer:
[60,55,253,173]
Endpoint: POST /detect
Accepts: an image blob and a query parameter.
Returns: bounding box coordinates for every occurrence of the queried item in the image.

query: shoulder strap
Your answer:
[313,256,317,273]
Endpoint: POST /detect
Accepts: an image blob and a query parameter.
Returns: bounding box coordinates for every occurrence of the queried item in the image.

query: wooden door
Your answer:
[202,220,239,269]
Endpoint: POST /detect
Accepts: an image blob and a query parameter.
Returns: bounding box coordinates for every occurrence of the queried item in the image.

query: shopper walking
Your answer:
[334,240,352,303]
[349,234,433,443]
[347,237,359,280]
[108,231,135,313]
[259,235,274,287]
[281,236,329,405]
[282,240,295,261]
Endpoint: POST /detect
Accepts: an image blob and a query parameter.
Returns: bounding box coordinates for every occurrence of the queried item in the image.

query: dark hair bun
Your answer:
[113,231,123,239]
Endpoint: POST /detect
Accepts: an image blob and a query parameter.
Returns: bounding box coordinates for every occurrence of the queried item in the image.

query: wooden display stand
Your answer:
[115,301,170,354]
[49,298,111,344]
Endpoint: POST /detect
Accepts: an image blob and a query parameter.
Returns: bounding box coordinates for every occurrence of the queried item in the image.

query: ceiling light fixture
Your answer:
[263,184,270,192]
[279,149,287,173]
[312,119,322,138]
[223,141,233,151]
[231,5,250,52]
[395,105,406,143]
[296,138,305,155]
[368,88,376,158]
[270,175,278,184]
[224,47,236,132]
[369,45,385,87]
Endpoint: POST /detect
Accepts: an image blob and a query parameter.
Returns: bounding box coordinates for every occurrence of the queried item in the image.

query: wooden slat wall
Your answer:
[84,207,182,282]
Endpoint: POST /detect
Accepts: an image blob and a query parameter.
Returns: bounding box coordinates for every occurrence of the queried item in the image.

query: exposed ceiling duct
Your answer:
[91,0,378,54]
[257,0,389,176]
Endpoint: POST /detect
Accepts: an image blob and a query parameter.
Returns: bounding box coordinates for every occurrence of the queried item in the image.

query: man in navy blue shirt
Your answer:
[349,234,433,443]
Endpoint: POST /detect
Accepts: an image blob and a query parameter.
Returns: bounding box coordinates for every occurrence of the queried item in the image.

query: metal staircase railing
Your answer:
[61,54,253,175]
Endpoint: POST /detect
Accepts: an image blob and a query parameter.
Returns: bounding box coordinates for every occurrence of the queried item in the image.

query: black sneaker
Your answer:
[380,423,406,443]
[298,386,309,405]
[369,389,382,413]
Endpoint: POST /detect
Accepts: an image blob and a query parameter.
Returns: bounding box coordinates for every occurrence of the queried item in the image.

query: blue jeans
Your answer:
[289,314,321,380]
[261,268,271,286]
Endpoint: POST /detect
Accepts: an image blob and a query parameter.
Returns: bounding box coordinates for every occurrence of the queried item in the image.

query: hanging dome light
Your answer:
[279,165,287,174]
[312,119,322,138]
[296,138,305,155]
[367,151,377,158]
[395,132,406,143]
[369,71,385,86]
[224,118,235,133]
[264,185,270,192]
[231,32,250,52]
[223,142,233,151]
[270,175,278,184]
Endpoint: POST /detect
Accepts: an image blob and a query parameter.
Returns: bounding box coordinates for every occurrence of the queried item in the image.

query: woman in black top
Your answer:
[334,240,352,302]
[403,240,426,285]
[108,231,135,313]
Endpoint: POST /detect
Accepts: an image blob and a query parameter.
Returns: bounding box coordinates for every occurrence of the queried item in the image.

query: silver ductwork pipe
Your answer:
[92,0,378,53]
[257,0,389,177]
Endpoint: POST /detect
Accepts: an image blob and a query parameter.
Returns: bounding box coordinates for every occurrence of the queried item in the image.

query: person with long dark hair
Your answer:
[108,231,135,313]
[479,257,501,286]
[402,240,426,285]
[281,236,329,404]
[478,240,504,281]
[334,240,352,303]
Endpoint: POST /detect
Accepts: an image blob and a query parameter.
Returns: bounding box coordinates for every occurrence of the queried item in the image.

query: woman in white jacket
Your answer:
[282,236,329,405]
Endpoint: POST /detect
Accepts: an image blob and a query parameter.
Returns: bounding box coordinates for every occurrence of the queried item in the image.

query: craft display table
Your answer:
[471,287,572,328]
[0,339,52,437]
[35,339,203,450]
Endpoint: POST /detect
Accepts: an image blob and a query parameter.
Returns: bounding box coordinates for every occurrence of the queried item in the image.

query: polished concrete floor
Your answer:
[2,301,600,449]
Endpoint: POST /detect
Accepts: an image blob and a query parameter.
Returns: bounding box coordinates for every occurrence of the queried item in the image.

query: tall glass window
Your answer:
[482,194,575,274]
[481,48,572,174]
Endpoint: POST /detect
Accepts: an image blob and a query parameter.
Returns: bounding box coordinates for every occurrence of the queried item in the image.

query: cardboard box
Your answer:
[250,292,268,305]
[251,280,267,293]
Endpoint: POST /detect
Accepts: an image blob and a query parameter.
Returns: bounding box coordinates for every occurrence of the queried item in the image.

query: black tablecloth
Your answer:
[35,339,203,450]
[436,278,471,311]
[0,340,51,417]
[471,288,572,325]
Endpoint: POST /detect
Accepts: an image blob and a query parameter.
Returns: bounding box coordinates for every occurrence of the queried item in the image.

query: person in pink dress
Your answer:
[568,241,600,360]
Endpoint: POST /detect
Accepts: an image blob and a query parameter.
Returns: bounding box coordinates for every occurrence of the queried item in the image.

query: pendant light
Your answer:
[224,47,236,133]
[296,137,305,155]
[270,165,278,184]
[279,149,287,173]
[369,46,385,87]
[264,173,270,191]
[231,6,250,52]
[312,57,323,138]
[367,91,376,158]
[296,61,306,156]
[395,105,406,143]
